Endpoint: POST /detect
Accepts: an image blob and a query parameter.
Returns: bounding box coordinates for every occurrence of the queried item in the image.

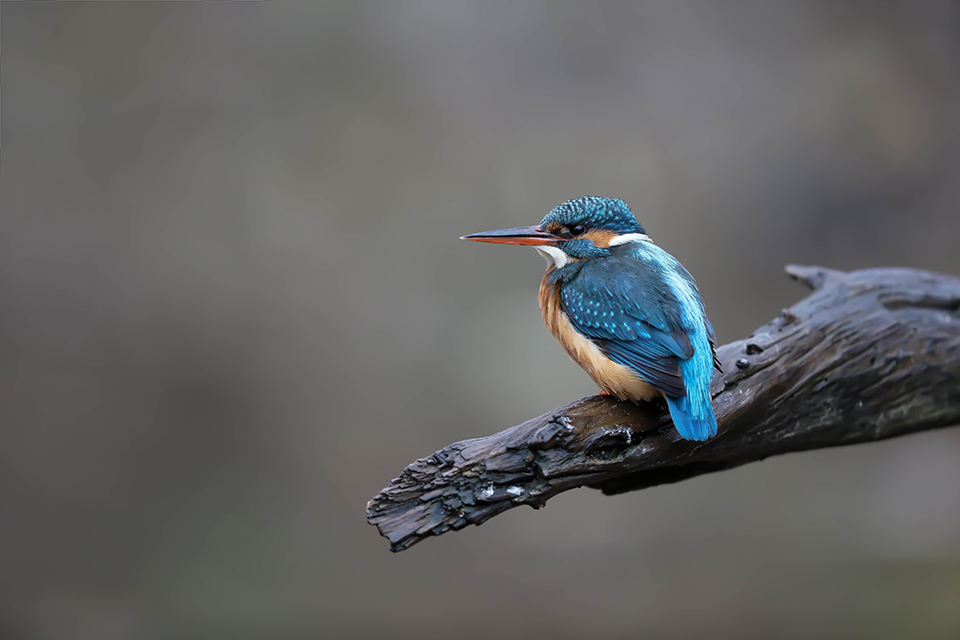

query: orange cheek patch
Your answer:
[582,229,618,248]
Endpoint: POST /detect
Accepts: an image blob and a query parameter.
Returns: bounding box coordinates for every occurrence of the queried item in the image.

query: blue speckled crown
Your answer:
[540,197,644,235]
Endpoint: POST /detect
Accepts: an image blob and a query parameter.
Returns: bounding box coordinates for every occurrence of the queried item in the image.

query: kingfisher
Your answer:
[462,196,721,441]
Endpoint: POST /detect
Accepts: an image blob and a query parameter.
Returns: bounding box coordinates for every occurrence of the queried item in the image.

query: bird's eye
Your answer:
[569,224,587,237]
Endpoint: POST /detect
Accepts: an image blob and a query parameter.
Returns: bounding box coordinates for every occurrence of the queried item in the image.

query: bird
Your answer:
[461,196,721,441]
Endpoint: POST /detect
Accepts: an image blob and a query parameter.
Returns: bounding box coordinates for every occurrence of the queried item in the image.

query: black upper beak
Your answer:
[460,225,560,246]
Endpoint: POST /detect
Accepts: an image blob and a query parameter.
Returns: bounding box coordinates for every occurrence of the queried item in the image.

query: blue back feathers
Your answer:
[559,253,692,397]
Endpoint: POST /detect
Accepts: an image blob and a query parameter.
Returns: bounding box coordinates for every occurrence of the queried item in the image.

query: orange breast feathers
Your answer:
[538,275,659,402]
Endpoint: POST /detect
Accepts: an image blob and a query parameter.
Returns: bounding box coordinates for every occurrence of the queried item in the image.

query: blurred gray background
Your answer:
[4,2,960,639]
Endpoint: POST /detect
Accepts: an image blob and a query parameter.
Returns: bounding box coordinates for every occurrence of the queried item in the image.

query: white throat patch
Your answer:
[535,246,570,269]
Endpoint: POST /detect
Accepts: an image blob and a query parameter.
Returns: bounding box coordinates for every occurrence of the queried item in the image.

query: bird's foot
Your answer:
[598,389,613,396]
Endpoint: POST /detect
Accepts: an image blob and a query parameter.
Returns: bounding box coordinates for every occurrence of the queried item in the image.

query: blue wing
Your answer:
[559,253,711,398]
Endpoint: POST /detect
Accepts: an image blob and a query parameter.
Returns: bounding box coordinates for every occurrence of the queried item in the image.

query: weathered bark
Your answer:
[366,266,960,552]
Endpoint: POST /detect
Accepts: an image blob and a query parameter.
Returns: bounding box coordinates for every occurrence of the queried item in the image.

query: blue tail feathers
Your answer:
[664,324,718,441]
[664,394,717,442]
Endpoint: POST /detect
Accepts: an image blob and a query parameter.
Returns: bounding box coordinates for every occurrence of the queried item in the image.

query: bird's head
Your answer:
[461,196,649,268]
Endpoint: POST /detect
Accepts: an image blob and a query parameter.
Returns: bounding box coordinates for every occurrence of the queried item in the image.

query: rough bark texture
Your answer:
[367,266,960,552]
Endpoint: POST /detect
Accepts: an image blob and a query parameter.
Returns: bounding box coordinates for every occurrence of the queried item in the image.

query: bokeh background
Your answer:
[4,2,960,639]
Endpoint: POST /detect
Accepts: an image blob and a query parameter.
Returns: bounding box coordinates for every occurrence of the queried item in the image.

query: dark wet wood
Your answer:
[367,266,960,552]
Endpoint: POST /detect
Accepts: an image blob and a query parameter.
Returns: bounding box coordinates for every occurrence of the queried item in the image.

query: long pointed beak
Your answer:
[460,225,560,246]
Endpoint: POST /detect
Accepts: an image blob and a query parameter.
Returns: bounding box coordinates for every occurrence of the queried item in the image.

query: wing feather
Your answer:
[560,255,696,398]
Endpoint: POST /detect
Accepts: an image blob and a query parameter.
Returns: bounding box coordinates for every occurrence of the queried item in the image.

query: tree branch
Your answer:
[366,266,960,552]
